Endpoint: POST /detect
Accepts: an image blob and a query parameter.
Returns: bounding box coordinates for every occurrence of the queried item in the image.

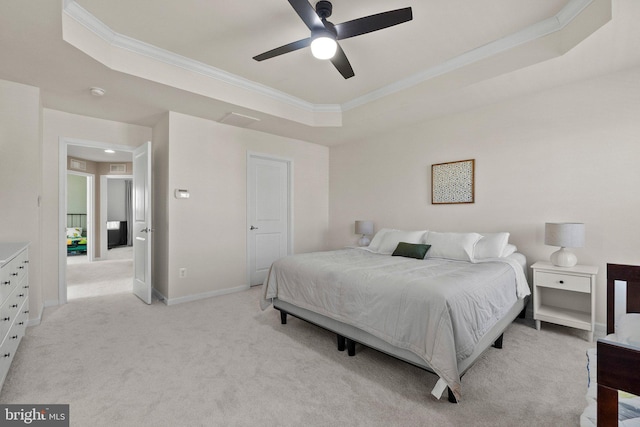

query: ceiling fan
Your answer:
[253,0,413,79]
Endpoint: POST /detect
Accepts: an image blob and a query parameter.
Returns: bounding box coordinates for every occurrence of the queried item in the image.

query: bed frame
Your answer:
[596,264,640,426]
[275,284,527,403]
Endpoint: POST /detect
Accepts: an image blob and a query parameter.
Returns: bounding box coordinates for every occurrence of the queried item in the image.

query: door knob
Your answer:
[250,225,258,230]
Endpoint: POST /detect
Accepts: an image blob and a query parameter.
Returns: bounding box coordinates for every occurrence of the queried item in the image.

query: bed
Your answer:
[261,229,530,402]
[66,227,87,255]
[580,264,640,426]
[66,213,88,255]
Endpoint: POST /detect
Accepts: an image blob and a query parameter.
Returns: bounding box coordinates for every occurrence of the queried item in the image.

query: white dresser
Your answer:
[0,242,29,391]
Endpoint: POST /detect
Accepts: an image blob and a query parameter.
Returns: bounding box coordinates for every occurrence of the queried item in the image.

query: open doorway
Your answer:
[60,140,135,302]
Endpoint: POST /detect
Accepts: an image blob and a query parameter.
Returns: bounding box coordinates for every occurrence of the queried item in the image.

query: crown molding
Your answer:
[342,0,598,111]
[63,0,604,120]
[62,0,342,116]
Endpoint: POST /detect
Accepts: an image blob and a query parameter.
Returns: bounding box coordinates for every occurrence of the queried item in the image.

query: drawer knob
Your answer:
[559,280,564,284]
[18,266,24,270]
[11,335,17,340]
[2,281,9,285]
[18,294,24,297]
[23,310,29,314]
[3,353,10,358]
[2,317,10,322]
[23,260,29,264]
[10,273,17,277]
[10,304,18,308]
[18,322,24,325]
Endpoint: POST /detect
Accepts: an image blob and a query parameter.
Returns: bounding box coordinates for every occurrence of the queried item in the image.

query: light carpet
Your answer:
[1,286,592,426]
[66,248,133,300]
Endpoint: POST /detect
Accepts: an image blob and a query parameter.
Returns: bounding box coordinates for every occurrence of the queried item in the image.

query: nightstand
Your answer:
[531,261,598,342]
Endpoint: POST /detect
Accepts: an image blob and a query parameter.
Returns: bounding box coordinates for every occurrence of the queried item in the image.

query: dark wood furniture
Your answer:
[596,263,640,426]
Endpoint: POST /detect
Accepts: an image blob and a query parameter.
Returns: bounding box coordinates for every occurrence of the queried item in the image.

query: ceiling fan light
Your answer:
[310,36,337,60]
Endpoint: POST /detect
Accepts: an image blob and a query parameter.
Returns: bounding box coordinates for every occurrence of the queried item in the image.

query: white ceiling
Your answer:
[0,0,638,147]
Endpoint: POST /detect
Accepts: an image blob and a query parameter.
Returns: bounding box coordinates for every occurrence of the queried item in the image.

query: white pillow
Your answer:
[425,231,482,261]
[474,232,510,259]
[501,244,517,257]
[66,227,82,238]
[616,313,640,346]
[375,230,427,255]
[367,228,394,252]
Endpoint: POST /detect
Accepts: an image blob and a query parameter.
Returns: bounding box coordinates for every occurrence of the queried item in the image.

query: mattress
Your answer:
[261,248,529,400]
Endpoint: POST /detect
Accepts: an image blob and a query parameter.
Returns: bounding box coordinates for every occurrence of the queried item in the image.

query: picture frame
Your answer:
[431,159,475,204]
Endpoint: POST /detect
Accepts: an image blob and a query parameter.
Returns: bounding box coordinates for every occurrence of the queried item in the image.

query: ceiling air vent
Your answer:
[219,112,260,128]
[70,158,86,171]
[110,164,126,173]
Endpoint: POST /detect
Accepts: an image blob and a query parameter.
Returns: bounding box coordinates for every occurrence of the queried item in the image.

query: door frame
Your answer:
[246,152,294,286]
[58,137,137,304]
[100,174,133,259]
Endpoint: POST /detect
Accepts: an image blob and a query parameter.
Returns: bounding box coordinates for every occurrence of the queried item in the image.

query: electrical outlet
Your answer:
[179,268,187,278]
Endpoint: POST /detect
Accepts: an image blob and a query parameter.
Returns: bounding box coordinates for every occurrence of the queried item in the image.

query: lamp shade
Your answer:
[355,220,374,236]
[355,221,374,246]
[544,223,585,248]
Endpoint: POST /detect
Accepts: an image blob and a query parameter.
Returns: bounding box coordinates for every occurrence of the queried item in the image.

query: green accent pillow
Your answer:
[391,242,431,260]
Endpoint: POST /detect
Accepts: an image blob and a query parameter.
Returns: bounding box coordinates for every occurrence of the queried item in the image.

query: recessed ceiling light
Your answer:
[104,149,115,154]
[90,87,106,97]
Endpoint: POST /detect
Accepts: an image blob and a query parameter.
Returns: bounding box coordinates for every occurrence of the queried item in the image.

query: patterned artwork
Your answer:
[431,159,475,204]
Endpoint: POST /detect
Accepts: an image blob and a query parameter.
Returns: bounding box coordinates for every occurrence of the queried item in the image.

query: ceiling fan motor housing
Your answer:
[316,1,333,19]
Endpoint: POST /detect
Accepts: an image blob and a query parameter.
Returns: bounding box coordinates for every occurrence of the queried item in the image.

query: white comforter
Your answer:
[261,248,530,401]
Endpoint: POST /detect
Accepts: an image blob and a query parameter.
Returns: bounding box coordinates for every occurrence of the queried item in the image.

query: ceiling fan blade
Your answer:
[330,43,355,79]
[253,38,312,61]
[334,7,413,40]
[287,0,324,31]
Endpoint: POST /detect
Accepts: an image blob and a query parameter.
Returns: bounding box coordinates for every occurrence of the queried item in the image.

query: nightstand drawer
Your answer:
[536,271,591,293]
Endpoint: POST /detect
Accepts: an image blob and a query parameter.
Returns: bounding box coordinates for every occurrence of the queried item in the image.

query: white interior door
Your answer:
[248,154,291,286]
[133,141,153,304]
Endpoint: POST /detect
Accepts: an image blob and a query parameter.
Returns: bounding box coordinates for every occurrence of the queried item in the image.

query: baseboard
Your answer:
[27,302,45,327]
[162,285,250,306]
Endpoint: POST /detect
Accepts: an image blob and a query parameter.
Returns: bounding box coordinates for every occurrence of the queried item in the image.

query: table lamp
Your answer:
[544,222,585,267]
[355,220,374,246]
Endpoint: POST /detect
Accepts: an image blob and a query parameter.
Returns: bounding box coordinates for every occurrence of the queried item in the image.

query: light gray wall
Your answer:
[0,79,42,320]
[329,66,640,326]
[67,174,87,215]
[42,109,152,305]
[155,111,329,302]
[107,179,126,221]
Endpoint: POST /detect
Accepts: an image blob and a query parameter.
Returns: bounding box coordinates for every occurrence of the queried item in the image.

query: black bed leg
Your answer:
[280,310,287,325]
[492,333,504,349]
[518,306,527,319]
[346,338,356,356]
[447,388,458,403]
[337,335,346,351]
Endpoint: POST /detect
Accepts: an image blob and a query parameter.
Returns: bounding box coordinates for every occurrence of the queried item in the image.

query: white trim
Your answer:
[343,0,597,111]
[58,138,137,305]
[161,285,250,306]
[62,1,341,116]
[246,152,294,286]
[63,0,598,117]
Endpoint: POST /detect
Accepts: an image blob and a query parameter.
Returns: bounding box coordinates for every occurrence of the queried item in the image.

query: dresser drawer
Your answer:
[0,262,18,305]
[536,271,591,293]
[0,324,21,385]
[0,289,23,343]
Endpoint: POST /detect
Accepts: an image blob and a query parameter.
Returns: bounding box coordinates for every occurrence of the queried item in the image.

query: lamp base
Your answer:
[550,247,577,267]
[358,235,371,247]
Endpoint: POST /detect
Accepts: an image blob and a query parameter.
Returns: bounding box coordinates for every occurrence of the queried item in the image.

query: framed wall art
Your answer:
[431,159,475,204]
